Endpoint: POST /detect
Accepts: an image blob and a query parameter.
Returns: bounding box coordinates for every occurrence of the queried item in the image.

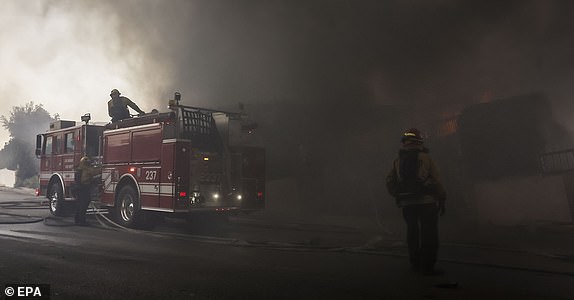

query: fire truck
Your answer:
[35,94,265,227]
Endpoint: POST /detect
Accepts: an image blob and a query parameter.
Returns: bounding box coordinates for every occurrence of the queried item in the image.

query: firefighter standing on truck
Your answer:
[107,89,145,122]
[75,156,101,225]
[386,128,446,275]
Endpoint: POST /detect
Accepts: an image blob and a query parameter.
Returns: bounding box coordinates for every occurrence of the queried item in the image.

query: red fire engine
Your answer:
[36,94,265,227]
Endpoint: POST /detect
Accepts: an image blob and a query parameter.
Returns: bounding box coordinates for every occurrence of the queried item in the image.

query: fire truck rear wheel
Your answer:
[115,185,141,228]
[48,181,66,217]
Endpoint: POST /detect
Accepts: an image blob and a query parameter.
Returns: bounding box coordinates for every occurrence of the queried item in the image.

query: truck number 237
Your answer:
[145,170,158,181]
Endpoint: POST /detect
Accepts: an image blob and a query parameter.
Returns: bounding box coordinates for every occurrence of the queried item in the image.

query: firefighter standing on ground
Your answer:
[107,89,145,122]
[386,128,446,275]
[75,156,101,225]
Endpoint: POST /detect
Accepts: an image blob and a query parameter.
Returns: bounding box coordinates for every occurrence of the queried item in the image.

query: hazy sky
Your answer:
[0,1,173,145]
[2,0,574,147]
[0,1,123,143]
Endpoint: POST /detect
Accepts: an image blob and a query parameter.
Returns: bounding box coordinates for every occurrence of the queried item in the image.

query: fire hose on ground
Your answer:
[0,200,47,224]
[88,203,574,278]
[1,199,573,278]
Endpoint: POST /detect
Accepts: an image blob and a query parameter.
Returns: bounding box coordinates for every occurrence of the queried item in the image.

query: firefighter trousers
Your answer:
[402,203,439,271]
[75,184,92,225]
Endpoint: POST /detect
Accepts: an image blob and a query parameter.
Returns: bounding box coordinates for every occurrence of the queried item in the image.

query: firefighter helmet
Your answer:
[401,128,424,143]
[110,89,121,97]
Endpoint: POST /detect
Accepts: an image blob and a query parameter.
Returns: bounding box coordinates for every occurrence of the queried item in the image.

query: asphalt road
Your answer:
[0,188,573,299]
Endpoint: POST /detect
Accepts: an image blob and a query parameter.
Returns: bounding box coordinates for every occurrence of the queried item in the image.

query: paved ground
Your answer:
[232,209,574,275]
[0,187,573,299]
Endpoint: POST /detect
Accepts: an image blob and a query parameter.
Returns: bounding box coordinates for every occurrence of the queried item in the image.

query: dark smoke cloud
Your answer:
[8,0,574,120]
[58,0,569,137]
[97,1,573,111]
[23,0,574,214]
[91,0,574,215]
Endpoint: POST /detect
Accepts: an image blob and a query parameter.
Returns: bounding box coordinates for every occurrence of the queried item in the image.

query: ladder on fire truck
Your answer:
[178,105,236,195]
[540,148,574,174]
[179,106,223,147]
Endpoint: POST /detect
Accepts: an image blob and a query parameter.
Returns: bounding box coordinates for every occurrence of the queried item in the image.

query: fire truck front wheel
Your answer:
[115,185,141,228]
[48,181,66,217]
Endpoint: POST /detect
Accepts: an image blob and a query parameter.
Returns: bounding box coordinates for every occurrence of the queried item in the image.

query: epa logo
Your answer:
[4,284,50,299]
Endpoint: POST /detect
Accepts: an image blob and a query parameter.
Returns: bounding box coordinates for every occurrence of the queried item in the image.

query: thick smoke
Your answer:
[4,1,574,122]
[99,0,574,216]
[3,0,574,215]
[92,1,574,120]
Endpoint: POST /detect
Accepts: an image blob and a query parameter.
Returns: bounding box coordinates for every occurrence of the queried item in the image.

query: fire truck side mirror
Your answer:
[35,134,42,157]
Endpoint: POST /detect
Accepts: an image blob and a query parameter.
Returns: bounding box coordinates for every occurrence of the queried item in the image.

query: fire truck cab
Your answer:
[36,97,265,227]
[36,118,105,217]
